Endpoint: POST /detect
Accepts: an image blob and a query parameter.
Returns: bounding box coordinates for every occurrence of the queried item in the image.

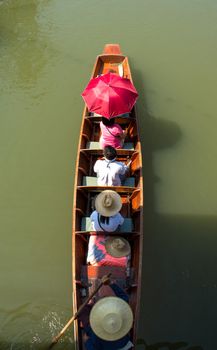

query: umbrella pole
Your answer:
[49,273,111,348]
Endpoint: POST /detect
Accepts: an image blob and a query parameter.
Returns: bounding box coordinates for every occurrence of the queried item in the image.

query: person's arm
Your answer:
[79,305,92,329]
[93,160,99,174]
[119,213,125,226]
[90,212,96,229]
[119,163,127,176]
[120,129,127,140]
[126,160,132,168]
[110,283,129,302]
[85,328,101,350]
[120,161,131,176]
[114,124,126,140]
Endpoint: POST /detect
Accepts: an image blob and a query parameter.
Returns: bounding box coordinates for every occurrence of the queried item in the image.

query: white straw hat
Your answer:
[95,190,122,217]
[105,237,131,258]
[90,296,133,341]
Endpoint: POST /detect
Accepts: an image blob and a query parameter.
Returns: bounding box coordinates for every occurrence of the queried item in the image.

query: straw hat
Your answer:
[105,237,131,258]
[95,190,122,217]
[90,296,133,341]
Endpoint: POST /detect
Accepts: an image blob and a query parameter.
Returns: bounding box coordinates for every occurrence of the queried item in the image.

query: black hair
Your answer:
[103,146,117,160]
[101,117,115,127]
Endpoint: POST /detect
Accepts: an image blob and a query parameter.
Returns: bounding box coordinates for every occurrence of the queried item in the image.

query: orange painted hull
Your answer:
[72,44,143,350]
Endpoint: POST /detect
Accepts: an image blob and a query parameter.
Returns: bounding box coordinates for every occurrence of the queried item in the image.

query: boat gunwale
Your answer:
[72,44,143,350]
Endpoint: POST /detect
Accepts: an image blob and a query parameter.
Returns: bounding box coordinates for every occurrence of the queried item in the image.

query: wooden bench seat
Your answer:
[86,141,134,150]
[82,176,135,187]
[82,265,127,279]
[80,266,136,293]
[80,265,128,293]
[78,185,135,193]
[81,217,133,233]
[80,148,135,156]
[76,231,139,237]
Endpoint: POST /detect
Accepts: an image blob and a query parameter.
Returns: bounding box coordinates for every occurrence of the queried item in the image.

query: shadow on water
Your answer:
[132,69,217,350]
[136,339,203,350]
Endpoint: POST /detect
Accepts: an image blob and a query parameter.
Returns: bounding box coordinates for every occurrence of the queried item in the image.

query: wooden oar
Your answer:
[49,273,111,348]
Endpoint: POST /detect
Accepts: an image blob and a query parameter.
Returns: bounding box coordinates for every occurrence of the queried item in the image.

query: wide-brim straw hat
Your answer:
[95,190,122,217]
[90,296,133,341]
[105,237,131,258]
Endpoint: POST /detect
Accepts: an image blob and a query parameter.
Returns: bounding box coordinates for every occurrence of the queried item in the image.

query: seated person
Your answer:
[99,117,126,149]
[94,146,131,186]
[90,190,124,232]
[79,282,133,350]
[87,235,131,267]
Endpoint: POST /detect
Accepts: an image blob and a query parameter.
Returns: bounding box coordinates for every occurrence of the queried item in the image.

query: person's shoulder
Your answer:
[94,159,102,167]
[117,213,124,223]
[90,211,97,219]
[115,160,125,167]
[114,123,123,131]
[113,123,122,129]
[111,161,122,170]
[110,124,122,136]
[98,159,106,164]
[112,212,123,220]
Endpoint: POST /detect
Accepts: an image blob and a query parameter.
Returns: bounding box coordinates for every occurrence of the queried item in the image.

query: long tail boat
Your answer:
[72,44,143,349]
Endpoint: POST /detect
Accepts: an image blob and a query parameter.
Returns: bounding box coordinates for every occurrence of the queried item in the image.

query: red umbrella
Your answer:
[81,72,138,118]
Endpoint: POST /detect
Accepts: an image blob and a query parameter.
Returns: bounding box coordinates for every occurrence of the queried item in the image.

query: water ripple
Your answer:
[0,300,74,349]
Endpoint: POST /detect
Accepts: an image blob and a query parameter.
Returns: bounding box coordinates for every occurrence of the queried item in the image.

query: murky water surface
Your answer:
[0,0,217,349]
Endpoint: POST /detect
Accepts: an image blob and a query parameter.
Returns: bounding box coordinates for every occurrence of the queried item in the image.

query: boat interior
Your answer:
[74,188,142,347]
[80,112,138,149]
[73,46,143,349]
[93,53,130,79]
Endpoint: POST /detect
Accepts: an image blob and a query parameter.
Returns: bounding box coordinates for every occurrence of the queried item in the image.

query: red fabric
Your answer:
[87,234,128,267]
[81,73,138,118]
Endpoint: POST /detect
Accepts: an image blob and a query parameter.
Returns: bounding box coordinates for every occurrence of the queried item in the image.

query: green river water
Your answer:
[0,0,217,349]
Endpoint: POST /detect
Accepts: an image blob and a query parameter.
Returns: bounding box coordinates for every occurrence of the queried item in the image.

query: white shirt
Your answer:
[94,158,128,186]
[90,211,124,232]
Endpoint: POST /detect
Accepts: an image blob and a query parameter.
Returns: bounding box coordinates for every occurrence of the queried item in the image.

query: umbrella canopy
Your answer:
[81,72,138,119]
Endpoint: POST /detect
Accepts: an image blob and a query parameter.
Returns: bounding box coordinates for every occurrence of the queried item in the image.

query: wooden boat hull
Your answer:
[72,44,143,349]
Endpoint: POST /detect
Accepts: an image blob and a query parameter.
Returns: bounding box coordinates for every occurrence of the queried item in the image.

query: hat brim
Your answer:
[105,237,131,258]
[90,296,133,341]
[95,190,122,217]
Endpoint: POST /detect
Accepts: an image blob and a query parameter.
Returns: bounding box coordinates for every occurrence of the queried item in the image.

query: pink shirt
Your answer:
[99,121,124,149]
